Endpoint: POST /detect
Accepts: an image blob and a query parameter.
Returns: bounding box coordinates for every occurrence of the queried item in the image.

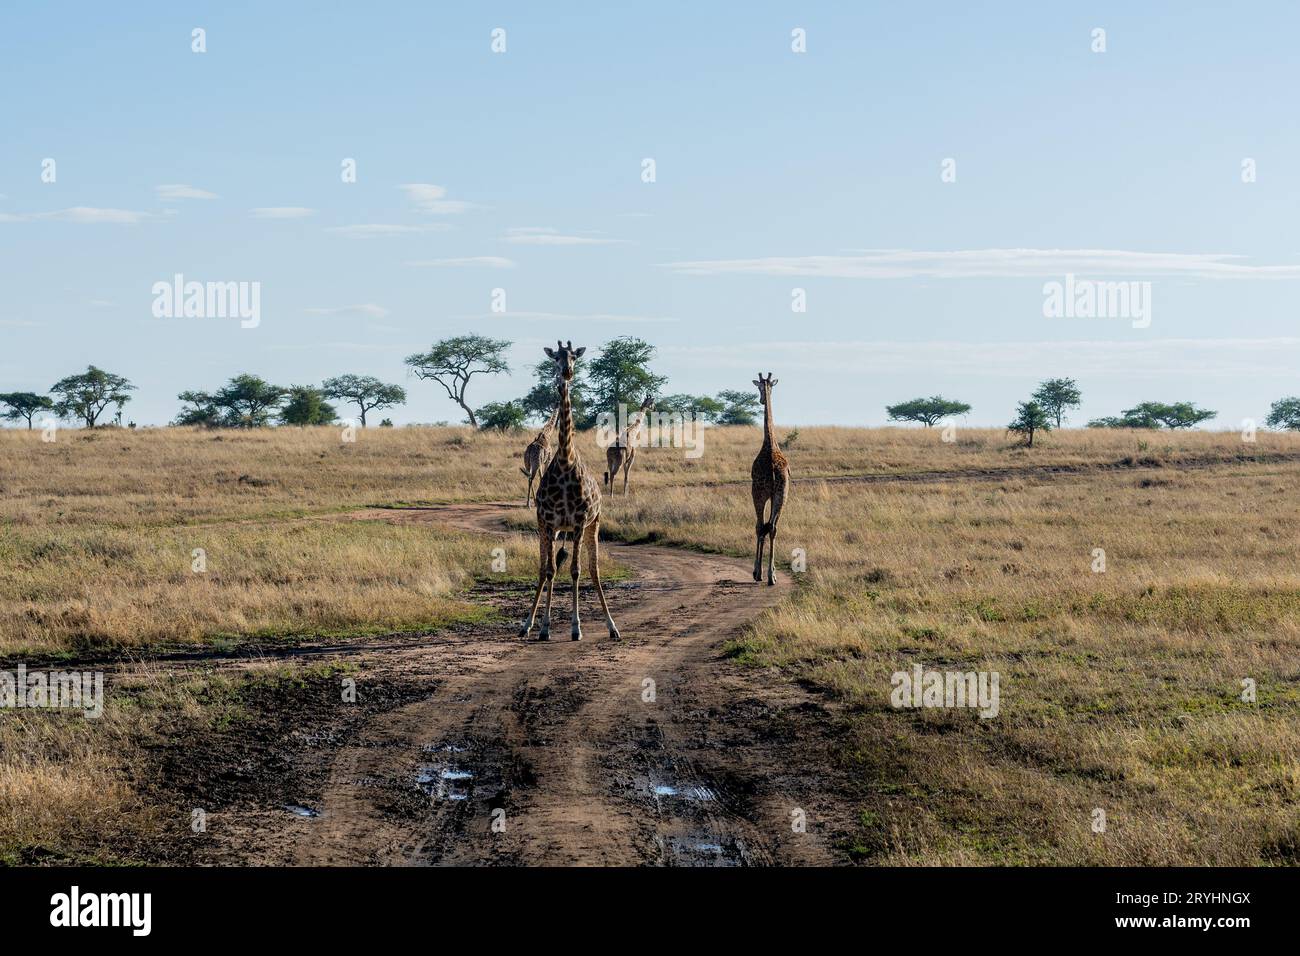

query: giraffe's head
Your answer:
[752,372,779,406]
[544,340,586,384]
[639,394,655,413]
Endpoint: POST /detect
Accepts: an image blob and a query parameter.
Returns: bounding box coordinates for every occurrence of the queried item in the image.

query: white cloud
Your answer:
[504,227,628,246]
[463,310,677,323]
[251,206,315,219]
[0,207,155,224]
[156,184,217,200]
[304,304,390,319]
[661,248,1300,280]
[326,223,453,238]
[0,319,39,327]
[662,337,1300,379]
[405,256,516,269]
[399,183,474,214]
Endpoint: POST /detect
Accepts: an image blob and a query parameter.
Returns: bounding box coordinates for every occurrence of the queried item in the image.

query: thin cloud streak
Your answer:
[156,184,217,200]
[304,304,390,319]
[504,227,628,246]
[406,256,516,269]
[251,206,315,219]
[661,337,1300,378]
[661,249,1300,280]
[0,207,156,224]
[327,223,452,238]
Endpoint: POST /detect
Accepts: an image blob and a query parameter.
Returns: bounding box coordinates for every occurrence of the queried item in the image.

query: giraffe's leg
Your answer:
[525,471,533,507]
[569,512,586,640]
[766,491,785,586]
[622,461,630,495]
[540,533,557,640]
[585,520,619,639]
[753,499,768,583]
[520,522,553,637]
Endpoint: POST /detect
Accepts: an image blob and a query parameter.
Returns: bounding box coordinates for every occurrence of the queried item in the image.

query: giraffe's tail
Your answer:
[554,531,574,571]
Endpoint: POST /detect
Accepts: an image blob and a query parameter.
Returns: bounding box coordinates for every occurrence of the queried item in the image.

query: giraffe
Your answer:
[520,341,620,641]
[604,395,654,495]
[750,372,789,586]
[520,405,558,507]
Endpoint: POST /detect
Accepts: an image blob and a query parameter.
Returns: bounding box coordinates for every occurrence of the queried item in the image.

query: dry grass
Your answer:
[2,422,1299,864]
[597,427,1300,866]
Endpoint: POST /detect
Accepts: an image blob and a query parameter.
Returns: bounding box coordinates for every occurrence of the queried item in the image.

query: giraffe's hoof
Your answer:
[571,630,582,641]
[753,571,762,583]
[608,627,622,640]
[538,632,550,641]
[767,577,777,586]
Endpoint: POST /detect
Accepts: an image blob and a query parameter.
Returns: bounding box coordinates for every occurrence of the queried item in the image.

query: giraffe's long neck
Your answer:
[556,379,576,464]
[626,409,646,445]
[761,392,776,452]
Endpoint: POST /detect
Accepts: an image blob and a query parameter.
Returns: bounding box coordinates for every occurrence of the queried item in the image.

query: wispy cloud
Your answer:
[304,304,390,319]
[662,337,1300,379]
[504,227,628,246]
[0,318,40,328]
[251,206,314,219]
[462,310,676,323]
[326,223,453,239]
[406,256,516,269]
[156,184,217,201]
[661,248,1300,280]
[399,183,474,214]
[0,207,156,224]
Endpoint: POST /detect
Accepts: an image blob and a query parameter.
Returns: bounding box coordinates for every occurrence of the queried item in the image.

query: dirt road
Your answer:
[194,502,854,866]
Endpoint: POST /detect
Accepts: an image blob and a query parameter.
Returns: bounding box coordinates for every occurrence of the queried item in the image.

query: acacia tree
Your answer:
[1088,402,1216,429]
[1153,402,1216,429]
[322,374,406,426]
[405,335,511,428]
[176,374,287,428]
[1008,400,1052,447]
[50,366,135,427]
[519,357,590,424]
[1031,378,1082,428]
[0,392,55,429]
[885,395,971,427]
[475,400,528,431]
[280,386,338,426]
[582,337,666,429]
[1265,397,1300,431]
[717,389,760,425]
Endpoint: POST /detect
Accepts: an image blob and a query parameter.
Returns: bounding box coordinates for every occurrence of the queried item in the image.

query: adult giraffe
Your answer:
[520,341,619,641]
[750,372,789,586]
[604,395,654,495]
[520,405,558,507]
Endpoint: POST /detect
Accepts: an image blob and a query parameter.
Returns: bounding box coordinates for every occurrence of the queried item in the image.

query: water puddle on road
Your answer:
[640,777,718,803]
[416,763,474,801]
[422,742,468,754]
[661,834,747,867]
[283,804,320,818]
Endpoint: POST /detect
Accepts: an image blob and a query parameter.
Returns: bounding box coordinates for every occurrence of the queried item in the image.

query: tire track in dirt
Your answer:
[222,502,847,867]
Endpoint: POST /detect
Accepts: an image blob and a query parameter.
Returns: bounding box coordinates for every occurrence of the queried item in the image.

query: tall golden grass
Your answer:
[2,422,1299,863]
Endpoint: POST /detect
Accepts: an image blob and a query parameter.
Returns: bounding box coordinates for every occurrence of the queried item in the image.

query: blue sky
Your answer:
[2,1,1298,427]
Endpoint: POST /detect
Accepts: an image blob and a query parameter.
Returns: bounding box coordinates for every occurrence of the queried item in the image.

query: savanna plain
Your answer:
[1,424,1297,865]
